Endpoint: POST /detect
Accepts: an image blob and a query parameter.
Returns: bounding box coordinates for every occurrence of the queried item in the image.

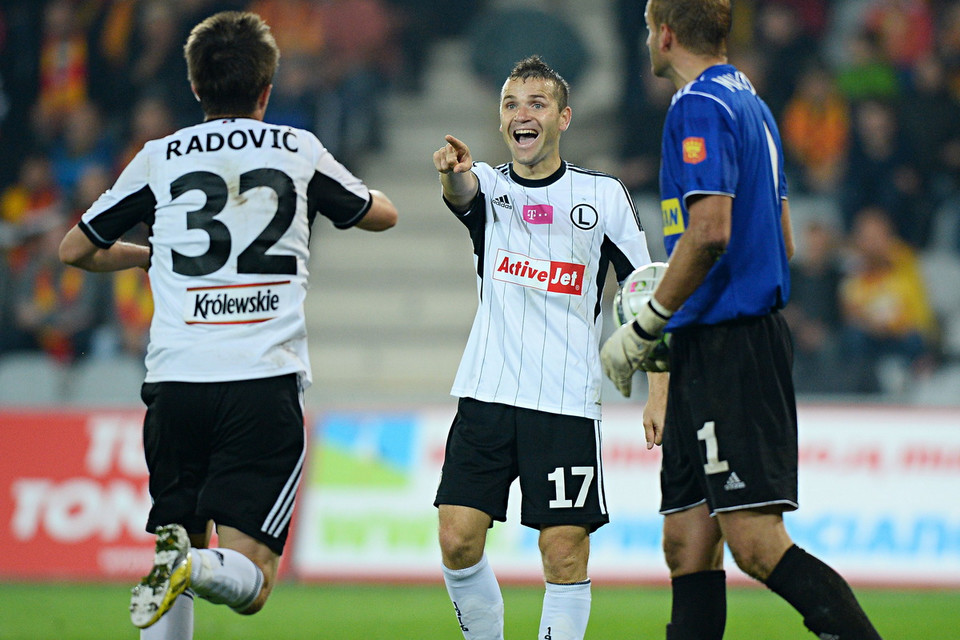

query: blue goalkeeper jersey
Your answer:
[659,64,790,330]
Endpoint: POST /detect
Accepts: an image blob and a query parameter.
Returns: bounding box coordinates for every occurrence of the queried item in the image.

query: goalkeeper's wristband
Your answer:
[632,298,673,339]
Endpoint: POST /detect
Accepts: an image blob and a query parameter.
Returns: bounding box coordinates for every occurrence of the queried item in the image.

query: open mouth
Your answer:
[513,128,539,148]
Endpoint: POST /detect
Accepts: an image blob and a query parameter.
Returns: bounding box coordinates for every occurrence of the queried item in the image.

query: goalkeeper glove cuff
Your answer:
[632,297,673,340]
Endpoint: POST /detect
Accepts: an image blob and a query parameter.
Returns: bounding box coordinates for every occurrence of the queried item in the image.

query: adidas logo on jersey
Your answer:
[492,194,512,209]
[724,472,746,491]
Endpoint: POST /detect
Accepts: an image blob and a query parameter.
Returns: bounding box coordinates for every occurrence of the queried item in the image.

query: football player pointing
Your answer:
[601,2,882,639]
[433,56,655,640]
[60,11,397,638]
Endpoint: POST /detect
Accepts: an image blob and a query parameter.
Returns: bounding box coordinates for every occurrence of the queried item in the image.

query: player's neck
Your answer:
[668,55,728,90]
[511,155,562,181]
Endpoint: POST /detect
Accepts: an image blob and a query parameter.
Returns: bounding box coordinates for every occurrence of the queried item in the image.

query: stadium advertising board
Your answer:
[0,410,153,579]
[2,405,958,584]
[292,405,960,586]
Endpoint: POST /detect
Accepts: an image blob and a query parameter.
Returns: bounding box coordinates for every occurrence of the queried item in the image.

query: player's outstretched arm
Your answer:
[59,225,150,272]
[356,189,398,231]
[433,134,478,212]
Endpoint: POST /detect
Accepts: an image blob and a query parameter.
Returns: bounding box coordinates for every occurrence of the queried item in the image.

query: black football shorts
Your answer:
[659,311,799,515]
[435,397,609,531]
[141,373,305,554]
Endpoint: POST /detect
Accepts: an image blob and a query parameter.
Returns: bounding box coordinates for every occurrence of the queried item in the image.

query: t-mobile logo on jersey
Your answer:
[493,249,584,295]
[522,204,553,224]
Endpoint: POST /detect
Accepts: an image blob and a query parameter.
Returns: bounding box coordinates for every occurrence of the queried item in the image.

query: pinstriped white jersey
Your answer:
[449,161,652,419]
[78,118,372,387]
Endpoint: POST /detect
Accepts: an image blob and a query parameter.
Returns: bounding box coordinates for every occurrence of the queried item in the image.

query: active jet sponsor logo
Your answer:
[183,281,291,324]
[522,203,553,224]
[682,136,707,164]
[492,194,512,209]
[493,249,584,295]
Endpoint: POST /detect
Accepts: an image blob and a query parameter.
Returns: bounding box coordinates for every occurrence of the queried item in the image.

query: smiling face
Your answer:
[499,76,571,179]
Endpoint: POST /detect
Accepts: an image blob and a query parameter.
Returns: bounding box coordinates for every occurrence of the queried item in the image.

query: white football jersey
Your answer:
[449,161,652,419]
[79,118,372,387]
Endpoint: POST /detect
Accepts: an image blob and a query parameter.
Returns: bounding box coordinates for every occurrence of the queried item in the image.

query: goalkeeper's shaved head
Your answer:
[647,0,731,58]
[185,11,279,117]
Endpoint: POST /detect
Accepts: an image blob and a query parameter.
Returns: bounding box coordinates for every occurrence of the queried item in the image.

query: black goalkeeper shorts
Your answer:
[659,311,799,516]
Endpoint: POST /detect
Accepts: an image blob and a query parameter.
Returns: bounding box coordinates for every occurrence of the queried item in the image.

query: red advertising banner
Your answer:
[0,410,153,580]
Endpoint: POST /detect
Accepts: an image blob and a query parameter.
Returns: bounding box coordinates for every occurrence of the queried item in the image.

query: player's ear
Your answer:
[259,84,272,110]
[660,23,673,50]
[191,85,201,102]
[558,106,572,132]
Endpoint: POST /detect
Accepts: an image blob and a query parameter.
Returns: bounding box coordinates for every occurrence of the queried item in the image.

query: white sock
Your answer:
[190,548,263,611]
[442,554,504,640]
[140,588,194,640]
[539,580,592,640]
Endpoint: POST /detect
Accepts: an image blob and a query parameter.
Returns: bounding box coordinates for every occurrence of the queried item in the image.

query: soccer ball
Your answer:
[613,262,668,327]
[612,262,671,372]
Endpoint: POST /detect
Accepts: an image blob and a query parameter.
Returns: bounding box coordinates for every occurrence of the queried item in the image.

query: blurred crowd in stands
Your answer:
[1,0,959,400]
[0,0,479,367]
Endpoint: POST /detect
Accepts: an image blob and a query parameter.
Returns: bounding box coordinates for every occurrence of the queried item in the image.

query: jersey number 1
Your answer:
[171,169,297,276]
[697,421,730,474]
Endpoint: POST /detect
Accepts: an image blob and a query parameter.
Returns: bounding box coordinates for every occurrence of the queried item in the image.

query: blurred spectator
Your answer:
[10,214,109,363]
[249,0,397,170]
[614,0,673,195]
[115,95,176,171]
[899,54,960,208]
[32,0,92,144]
[87,0,139,125]
[266,54,322,131]
[0,3,44,189]
[127,2,203,128]
[247,0,328,133]
[0,153,65,274]
[312,0,399,170]
[752,1,817,120]
[0,152,67,356]
[838,207,938,393]
[781,59,850,195]
[109,254,154,359]
[834,30,901,101]
[939,1,960,100]
[616,62,674,196]
[783,220,846,394]
[863,0,935,75]
[840,98,926,247]
[48,100,115,197]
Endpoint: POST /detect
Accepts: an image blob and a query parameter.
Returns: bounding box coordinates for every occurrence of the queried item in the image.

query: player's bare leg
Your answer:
[719,506,882,639]
[538,524,591,640]
[438,505,504,640]
[662,504,726,640]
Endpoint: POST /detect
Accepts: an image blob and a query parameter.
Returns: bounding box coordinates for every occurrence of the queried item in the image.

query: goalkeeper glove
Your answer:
[601,297,673,397]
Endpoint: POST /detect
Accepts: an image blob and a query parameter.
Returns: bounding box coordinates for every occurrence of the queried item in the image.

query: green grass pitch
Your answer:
[0,582,957,639]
